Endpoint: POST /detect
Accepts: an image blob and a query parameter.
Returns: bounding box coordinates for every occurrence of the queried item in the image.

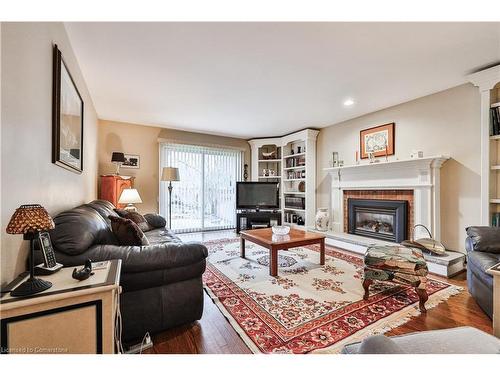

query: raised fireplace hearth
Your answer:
[347,198,408,243]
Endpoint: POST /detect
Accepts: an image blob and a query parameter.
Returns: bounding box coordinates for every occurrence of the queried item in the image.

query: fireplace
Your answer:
[347,198,408,242]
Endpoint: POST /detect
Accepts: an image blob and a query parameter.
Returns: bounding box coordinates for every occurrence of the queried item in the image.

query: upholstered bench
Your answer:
[363,245,429,312]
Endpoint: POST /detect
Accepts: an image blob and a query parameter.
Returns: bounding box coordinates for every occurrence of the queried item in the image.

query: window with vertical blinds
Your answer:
[159,143,243,233]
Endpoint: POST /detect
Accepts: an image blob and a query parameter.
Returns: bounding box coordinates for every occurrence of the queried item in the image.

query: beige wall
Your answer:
[1,23,99,286]
[98,120,251,214]
[316,83,481,253]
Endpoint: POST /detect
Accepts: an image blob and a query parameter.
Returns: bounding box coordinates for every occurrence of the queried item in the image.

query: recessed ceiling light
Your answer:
[343,99,355,106]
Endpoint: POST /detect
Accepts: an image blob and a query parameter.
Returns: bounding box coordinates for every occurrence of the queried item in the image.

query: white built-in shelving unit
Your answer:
[249,129,319,230]
[468,65,500,225]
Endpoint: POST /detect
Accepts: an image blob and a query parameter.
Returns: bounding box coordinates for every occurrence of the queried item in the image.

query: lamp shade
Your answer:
[6,204,55,234]
[111,152,125,163]
[161,167,180,182]
[118,188,143,204]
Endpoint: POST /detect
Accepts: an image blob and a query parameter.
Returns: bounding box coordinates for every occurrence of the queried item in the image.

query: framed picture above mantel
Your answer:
[360,122,395,159]
[52,44,84,173]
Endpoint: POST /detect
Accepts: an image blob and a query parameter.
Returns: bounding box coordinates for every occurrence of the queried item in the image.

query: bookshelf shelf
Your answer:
[258,175,281,179]
[258,159,281,162]
[490,135,500,140]
[491,102,500,108]
[283,152,306,159]
[491,166,500,170]
[284,165,306,170]
[490,199,500,204]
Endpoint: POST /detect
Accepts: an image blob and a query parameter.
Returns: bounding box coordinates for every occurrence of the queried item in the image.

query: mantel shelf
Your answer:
[324,155,450,172]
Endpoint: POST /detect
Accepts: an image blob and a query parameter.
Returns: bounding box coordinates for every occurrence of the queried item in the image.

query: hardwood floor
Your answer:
[146,230,492,354]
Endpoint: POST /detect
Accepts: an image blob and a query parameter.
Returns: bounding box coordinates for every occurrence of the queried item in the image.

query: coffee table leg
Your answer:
[270,248,278,277]
[320,239,325,265]
[240,237,245,258]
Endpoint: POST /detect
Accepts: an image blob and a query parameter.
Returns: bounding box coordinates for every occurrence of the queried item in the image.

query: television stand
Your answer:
[236,211,282,233]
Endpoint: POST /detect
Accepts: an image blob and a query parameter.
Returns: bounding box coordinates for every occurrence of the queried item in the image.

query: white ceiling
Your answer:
[65,22,500,139]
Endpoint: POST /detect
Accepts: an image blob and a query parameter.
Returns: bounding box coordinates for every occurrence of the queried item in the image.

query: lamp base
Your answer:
[124,204,137,212]
[10,277,52,297]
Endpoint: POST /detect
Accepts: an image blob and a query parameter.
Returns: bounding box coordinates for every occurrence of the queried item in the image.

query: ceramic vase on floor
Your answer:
[315,208,330,231]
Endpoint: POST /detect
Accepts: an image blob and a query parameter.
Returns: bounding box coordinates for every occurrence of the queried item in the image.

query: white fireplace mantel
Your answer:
[324,155,450,241]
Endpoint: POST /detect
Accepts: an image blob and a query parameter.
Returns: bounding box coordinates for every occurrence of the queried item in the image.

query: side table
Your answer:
[0,259,121,354]
[487,263,500,338]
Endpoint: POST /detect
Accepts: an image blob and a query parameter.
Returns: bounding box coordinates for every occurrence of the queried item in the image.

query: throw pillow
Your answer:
[108,215,150,246]
[114,209,152,232]
[144,213,167,229]
[114,208,129,218]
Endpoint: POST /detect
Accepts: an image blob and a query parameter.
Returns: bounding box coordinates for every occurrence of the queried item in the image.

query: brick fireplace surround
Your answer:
[343,189,414,239]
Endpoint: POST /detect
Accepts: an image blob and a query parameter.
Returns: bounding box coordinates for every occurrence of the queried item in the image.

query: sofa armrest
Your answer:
[466,226,500,254]
[84,241,208,273]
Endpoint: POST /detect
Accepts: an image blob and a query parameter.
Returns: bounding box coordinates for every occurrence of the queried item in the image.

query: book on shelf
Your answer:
[491,106,500,136]
[492,212,500,227]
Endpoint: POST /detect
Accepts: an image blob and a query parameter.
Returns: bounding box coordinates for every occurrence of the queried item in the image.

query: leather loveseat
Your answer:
[465,226,500,319]
[34,200,208,343]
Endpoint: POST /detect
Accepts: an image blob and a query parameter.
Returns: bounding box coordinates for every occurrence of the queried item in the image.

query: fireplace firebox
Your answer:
[347,198,408,242]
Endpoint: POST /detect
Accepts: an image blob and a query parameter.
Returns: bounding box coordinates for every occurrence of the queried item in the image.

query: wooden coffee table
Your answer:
[240,228,326,276]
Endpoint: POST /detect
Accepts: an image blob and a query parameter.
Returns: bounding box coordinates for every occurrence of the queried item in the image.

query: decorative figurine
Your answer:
[72,259,94,281]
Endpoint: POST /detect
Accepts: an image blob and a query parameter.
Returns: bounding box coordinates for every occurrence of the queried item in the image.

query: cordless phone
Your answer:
[35,232,63,275]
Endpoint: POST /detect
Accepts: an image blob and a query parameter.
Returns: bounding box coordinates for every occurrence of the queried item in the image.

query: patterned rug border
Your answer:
[202,237,463,354]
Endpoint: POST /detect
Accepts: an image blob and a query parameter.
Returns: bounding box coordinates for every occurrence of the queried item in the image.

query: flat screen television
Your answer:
[236,182,279,210]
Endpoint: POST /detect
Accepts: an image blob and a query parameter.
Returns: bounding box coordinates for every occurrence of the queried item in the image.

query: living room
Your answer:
[1,1,500,373]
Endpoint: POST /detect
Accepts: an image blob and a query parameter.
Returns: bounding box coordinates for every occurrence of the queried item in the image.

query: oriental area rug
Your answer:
[202,238,461,354]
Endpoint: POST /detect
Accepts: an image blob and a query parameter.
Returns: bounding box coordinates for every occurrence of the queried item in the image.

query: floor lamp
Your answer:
[161,167,180,229]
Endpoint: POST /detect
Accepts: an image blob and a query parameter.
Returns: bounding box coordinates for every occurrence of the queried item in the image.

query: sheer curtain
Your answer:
[159,143,243,233]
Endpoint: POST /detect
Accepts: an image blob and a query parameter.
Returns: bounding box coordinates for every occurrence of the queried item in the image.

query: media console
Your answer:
[236,211,282,233]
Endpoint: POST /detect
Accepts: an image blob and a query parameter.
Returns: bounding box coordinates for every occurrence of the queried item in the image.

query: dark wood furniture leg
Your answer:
[416,287,428,313]
[363,278,373,300]
[319,239,325,265]
[240,237,245,258]
[270,247,278,277]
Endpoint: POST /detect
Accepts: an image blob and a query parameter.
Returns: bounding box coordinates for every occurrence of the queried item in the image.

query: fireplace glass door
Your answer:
[355,208,395,237]
[348,198,408,242]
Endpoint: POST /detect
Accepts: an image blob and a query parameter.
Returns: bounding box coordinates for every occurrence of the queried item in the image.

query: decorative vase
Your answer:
[315,208,330,232]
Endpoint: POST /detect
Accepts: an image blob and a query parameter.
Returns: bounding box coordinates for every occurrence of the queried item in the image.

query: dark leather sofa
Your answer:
[465,226,500,319]
[34,200,208,343]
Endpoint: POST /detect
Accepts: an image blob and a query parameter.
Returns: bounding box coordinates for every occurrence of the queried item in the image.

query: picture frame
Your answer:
[360,122,395,159]
[52,44,84,173]
[122,153,140,169]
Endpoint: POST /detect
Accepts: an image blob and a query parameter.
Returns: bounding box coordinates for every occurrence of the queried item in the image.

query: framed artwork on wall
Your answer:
[52,44,84,173]
[122,154,140,169]
[360,122,395,159]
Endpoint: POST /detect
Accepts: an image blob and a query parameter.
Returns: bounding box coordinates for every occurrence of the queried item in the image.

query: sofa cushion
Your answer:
[144,213,167,229]
[144,228,182,245]
[109,216,150,246]
[342,327,500,354]
[49,205,118,255]
[48,241,208,273]
[466,226,500,254]
[357,335,406,354]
